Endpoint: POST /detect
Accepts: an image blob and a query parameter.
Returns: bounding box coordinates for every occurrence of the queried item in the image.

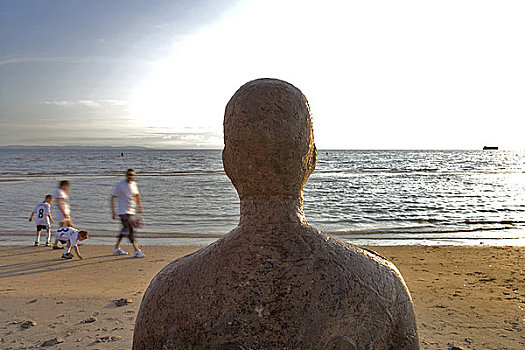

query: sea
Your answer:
[1,148,524,246]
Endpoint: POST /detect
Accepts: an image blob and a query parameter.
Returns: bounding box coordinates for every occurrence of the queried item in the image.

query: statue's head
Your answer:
[223,78,317,200]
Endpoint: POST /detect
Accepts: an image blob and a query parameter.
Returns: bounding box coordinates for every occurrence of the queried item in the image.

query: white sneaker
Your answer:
[133,250,145,258]
[113,248,128,255]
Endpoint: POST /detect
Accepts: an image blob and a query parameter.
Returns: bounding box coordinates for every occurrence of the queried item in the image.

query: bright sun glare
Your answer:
[129,0,525,149]
[129,0,323,131]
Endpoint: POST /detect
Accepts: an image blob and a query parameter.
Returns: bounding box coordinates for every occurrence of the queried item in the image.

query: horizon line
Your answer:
[0,145,521,151]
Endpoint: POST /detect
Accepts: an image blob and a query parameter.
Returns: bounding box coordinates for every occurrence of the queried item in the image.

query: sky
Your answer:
[1,0,524,149]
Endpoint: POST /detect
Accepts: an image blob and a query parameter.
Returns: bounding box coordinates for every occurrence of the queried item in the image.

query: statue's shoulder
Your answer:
[319,232,410,294]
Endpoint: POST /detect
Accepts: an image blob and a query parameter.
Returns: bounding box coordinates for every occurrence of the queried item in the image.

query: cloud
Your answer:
[141,130,223,147]
[0,54,152,67]
[180,134,206,142]
[40,99,129,108]
[0,122,224,148]
[99,99,129,106]
[40,100,71,106]
[77,100,101,107]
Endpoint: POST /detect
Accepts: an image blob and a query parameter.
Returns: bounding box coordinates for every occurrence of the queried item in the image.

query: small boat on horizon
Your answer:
[483,146,499,150]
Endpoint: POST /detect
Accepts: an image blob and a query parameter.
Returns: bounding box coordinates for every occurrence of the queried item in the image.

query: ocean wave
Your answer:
[331,225,516,236]
[2,166,524,178]
[464,219,524,225]
[342,236,522,241]
[0,179,25,183]
[313,168,525,176]
[0,169,226,178]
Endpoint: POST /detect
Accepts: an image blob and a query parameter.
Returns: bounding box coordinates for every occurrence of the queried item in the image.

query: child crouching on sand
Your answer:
[28,195,55,246]
[55,226,88,260]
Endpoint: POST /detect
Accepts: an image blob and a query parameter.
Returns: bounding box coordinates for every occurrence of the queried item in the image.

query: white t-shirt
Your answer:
[56,227,79,246]
[53,188,70,222]
[33,202,51,226]
[112,180,139,215]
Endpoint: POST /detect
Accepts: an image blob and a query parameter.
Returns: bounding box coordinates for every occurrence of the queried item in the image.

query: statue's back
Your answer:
[133,79,419,349]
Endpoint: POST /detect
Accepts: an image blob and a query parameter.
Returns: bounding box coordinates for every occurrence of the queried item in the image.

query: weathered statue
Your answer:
[133,78,419,349]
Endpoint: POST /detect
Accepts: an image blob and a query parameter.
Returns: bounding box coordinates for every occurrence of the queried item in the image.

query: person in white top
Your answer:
[110,169,145,258]
[56,226,88,260]
[28,194,55,246]
[52,180,73,249]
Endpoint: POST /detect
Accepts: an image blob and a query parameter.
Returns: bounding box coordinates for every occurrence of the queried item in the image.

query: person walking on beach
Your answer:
[110,169,145,258]
[52,180,73,249]
[28,194,54,246]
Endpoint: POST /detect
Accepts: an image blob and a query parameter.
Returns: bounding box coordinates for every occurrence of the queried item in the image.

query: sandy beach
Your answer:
[0,244,523,349]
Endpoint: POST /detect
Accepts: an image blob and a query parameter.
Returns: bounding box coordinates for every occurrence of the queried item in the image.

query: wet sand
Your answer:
[0,244,523,349]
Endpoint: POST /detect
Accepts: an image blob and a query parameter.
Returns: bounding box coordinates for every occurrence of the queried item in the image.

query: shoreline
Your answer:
[0,245,524,349]
[2,232,525,247]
